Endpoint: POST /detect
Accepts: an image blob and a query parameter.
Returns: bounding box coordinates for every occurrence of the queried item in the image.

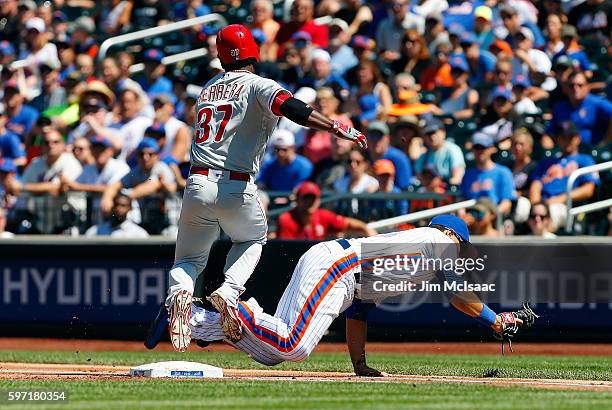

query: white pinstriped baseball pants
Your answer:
[167,173,268,307]
[190,241,359,365]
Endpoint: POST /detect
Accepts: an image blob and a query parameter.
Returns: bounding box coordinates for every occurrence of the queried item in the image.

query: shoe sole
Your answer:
[209,292,242,342]
[169,290,192,352]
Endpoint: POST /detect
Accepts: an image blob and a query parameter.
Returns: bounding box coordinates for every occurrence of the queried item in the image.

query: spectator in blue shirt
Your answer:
[546,71,612,146]
[530,121,599,207]
[0,105,26,167]
[2,84,39,142]
[257,130,313,192]
[551,25,593,77]
[366,121,412,190]
[500,4,545,49]
[136,49,174,100]
[460,31,496,86]
[415,118,465,186]
[473,5,495,51]
[461,132,515,214]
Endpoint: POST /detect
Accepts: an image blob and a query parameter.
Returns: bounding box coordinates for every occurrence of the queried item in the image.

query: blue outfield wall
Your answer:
[1,237,611,341]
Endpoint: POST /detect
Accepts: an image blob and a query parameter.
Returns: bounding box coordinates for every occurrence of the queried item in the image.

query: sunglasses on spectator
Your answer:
[570,82,587,88]
[274,147,290,153]
[138,150,156,158]
[473,144,488,150]
[42,139,63,146]
[529,213,548,220]
[468,209,487,219]
[81,104,106,114]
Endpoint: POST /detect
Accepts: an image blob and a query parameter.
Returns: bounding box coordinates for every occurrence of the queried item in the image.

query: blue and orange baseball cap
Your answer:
[251,28,267,45]
[90,135,112,148]
[0,41,15,56]
[459,32,478,46]
[512,74,531,89]
[291,31,312,43]
[491,86,513,102]
[137,137,160,153]
[450,56,470,73]
[352,35,372,50]
[143,49,164,63]
[145,122,166,139]
[429,214,470,242]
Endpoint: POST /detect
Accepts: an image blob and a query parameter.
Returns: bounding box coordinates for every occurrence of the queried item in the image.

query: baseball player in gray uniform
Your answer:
[167,24,368,352]
[187,215,537,373]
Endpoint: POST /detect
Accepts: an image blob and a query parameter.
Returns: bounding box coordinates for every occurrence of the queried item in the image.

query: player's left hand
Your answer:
[354,361,388,377]
[494,302,539,354]
[333,120,367,150]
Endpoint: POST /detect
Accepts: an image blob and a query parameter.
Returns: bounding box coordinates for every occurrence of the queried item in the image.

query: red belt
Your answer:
[190,166,251,182]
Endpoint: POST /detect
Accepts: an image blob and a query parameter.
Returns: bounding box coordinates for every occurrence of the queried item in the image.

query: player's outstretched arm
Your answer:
[344,300,386,377]
[277,96,367,149]
[346,318,387,377]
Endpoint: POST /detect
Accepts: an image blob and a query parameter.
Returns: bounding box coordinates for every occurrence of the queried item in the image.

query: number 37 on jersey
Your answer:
[194,104,233,144]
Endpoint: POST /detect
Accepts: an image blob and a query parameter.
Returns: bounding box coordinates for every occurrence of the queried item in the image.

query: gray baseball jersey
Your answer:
[190,70,289,174]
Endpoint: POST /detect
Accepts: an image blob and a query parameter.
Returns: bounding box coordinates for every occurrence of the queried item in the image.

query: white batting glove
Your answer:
[332,120,367,150]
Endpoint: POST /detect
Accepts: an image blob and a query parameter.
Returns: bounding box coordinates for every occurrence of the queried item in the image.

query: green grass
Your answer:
[1,350,612,409]
[1,350,612,381]
[1,379,611,410]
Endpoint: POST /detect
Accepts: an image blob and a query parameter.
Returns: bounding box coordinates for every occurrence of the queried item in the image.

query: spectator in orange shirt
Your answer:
[420,41,453,91]
[249,0,280,62]
[276,182,376,240]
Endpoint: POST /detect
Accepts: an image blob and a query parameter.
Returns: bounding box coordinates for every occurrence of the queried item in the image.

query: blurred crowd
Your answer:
[0,0,611,239]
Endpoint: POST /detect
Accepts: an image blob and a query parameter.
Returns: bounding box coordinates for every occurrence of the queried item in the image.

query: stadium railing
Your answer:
[129,48,209,75]
[97,14,228,66]
[265,190,458,221]
[367,199,477,232]
[565,160,612,232]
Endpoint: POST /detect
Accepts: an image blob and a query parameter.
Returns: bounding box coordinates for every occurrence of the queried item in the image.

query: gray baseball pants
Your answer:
[166,172,267,307]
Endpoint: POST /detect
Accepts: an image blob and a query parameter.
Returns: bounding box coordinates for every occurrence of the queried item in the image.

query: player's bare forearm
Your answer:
[305,109,334,132]
[279,97,366,149]
[346,318,367,367]
[346,318,386,376]
[450,294,503,333]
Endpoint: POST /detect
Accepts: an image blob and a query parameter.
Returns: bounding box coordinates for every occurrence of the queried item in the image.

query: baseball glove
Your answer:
[494,302,539,354]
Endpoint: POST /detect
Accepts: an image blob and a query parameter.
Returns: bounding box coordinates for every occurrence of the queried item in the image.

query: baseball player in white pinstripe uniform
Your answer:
[166,24,367,352]
[188,215,537,374]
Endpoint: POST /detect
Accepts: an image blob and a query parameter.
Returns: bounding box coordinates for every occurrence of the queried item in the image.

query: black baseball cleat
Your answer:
[144,303,169,350]
[196,339,210,348]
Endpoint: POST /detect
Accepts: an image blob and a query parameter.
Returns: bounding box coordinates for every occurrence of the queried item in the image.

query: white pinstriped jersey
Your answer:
[190,70,288,174]
[347,227,459,298]
[189,228,458,365]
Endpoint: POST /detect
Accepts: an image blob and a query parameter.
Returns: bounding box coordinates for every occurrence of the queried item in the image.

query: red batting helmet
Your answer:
[216,24,260,67]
